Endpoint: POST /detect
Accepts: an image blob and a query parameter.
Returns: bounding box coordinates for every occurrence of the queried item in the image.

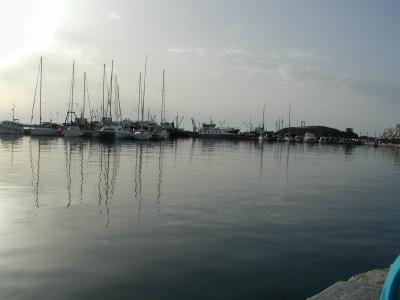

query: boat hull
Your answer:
[31,127,58,136]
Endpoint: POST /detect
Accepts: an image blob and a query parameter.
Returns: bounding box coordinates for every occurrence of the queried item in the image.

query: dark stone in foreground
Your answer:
[307,269,388,300]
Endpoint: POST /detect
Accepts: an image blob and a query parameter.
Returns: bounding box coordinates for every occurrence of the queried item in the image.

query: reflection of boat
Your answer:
[304,132,318,143]
[30,57,58,137]
[0,105,24,135]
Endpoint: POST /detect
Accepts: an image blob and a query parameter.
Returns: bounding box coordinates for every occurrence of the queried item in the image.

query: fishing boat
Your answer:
[63,62,83,137]
[151,129,169,140]
[197,121,240,139]
[0,105,24,134]
[30,57,58,136]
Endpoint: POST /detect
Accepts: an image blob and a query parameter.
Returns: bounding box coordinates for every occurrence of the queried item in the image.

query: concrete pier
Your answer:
[307,268,388,300]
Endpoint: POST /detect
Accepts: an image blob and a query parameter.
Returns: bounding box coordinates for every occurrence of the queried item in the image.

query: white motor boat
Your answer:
[283,135,295,142]
[303,132,318,143]
[132,129,152,140]
[31,123,58,136]
[319,136,329,143]
[63,125,83,137]
[97,125,129,140]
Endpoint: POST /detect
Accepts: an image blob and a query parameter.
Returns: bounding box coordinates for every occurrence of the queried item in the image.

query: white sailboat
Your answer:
[152,70,169,140]
[97,62,130,140]
[0,104,24,135]
[258,102,266,141]
[63,62,83,137]
[30,57,58,136]
[132,55,152,141]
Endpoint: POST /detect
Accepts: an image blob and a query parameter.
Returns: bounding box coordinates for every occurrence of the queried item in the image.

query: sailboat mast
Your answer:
[109,60,114,120]
[161,70,165,124]
[118,82,122,124]
[102,64,105,119]
[262,102,265,130]
[82,72,86,120]
[39,57,42,125]
[288,104,291,129]
[137,72,142,122]
[71,61,75,124]
[141,55,147,122]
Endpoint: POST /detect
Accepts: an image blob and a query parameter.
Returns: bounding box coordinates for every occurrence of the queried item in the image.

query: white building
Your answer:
[382,124,400,139]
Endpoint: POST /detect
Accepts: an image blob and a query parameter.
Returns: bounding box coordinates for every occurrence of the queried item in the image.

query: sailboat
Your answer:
[31,57,58,136]
[152,70,169,140]
[132,55,152,141]
[63,62,83,137]
[258,102,266,141]
[97,62,129,140]
[0,104,24,134]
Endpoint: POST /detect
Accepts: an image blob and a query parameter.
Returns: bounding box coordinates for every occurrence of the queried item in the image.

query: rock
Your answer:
[307,269,388,300]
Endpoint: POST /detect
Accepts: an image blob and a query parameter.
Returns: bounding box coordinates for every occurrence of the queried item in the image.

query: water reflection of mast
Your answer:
[29,138,40,208]
[103,146,111,228]
[65,141,72,208]
[156,143,164,210]
[97,143,120,228]
[285,143,290,180]
[134,144,144,225]
[79,141,84,202]
[258,141,264,179]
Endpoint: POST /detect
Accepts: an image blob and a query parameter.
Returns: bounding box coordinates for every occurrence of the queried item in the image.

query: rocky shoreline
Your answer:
[307,268,388,300]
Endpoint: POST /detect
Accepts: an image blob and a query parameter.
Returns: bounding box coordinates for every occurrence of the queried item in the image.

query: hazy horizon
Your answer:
[1,0,399,134]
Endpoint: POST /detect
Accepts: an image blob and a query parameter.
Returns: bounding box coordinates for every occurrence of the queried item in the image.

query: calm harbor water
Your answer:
[1,136,400,300]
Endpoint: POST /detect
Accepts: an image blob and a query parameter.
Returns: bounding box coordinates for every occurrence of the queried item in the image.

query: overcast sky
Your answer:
[0,0,399,133]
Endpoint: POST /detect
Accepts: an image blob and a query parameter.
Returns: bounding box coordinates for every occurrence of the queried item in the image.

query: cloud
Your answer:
[106,12,121,20]
[64,46,98,64]
[165,46,248,58]
[273,48,329,61]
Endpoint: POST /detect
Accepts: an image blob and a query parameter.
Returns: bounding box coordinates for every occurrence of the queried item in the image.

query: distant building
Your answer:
[382,124,400,139]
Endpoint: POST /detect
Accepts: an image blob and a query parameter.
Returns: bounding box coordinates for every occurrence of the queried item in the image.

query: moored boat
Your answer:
[0,105,24,135]
[304,132,318,143]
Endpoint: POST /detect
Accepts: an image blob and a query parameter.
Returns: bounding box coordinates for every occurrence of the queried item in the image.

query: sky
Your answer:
[0,0,399,134]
